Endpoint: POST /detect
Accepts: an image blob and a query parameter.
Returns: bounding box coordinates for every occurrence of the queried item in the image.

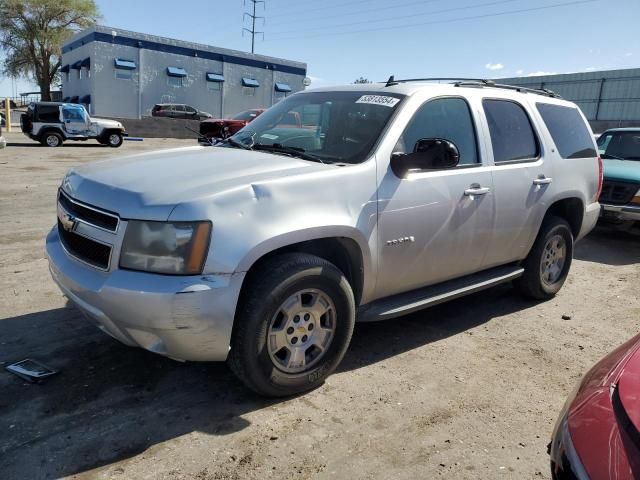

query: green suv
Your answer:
[597,128,640,222]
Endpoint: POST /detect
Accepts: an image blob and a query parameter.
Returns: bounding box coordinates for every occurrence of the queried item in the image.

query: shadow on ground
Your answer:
[6,141,111,148]
[0,286,533,479]
[575,222,640,266]
[0,223,637,478]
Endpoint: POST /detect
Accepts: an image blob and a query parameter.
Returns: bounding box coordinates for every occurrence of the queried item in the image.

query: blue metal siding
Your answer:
[498,69,640,121]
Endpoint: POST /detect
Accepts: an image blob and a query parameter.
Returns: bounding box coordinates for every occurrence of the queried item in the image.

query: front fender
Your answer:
[235,225,375,304]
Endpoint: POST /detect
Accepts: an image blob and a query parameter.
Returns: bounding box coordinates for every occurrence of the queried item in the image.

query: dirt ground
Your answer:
[1,131,639,480]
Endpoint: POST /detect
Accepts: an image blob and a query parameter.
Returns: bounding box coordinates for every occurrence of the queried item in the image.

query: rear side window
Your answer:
[37,105,61,123]
[536,103,596,159]
[483,99,538,163]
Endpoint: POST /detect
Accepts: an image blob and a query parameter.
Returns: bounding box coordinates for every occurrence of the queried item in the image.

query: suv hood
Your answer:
[62,146,326,220]
[602,159,640,183]
[91,117,124,130]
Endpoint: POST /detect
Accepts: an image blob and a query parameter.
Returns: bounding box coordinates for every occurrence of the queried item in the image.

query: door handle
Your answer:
[464,184,491,196]
[533,176,553,185]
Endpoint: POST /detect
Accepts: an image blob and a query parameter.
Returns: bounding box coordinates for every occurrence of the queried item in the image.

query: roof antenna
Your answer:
[385,75,398,87]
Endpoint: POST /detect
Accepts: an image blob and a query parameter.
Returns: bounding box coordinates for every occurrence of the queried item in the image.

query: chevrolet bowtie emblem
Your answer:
[58,210,76,232]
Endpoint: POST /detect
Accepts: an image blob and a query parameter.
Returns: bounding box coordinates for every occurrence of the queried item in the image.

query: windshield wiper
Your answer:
[224,136,253,150]
[253,144,326,163]
[602,153,625,160]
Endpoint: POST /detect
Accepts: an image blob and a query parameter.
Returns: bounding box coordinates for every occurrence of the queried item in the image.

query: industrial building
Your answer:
[498,68,640,131]
[60,25,308,119]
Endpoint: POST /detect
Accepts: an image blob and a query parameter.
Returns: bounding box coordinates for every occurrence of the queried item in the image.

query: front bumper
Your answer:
[46,226,244,361]
[600,203,640,222]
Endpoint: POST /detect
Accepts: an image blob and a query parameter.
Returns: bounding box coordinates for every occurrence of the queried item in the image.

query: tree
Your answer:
[0,0,99,100]
[354,77,372,84]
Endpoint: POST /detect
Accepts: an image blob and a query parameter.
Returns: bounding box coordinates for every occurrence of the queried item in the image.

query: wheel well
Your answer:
[39,128,63,140]
[242,237,365,306]
[545,198,584,238]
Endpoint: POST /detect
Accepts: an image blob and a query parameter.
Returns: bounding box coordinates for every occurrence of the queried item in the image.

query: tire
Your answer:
[514,215,574,300]
[41,131,63,147]
[228,253,356,397]
[106,132,123,148]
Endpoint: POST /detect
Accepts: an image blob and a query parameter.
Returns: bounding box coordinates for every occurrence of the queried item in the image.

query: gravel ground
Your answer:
[1,132,639,480]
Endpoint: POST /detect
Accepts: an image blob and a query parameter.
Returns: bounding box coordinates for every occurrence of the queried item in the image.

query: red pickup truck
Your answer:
[199,109,303,141]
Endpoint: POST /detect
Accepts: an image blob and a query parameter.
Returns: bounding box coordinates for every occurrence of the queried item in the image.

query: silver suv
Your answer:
[46,79,602,396]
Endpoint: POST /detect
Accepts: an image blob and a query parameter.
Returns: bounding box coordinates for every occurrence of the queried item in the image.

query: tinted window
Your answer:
[37,105,60,123]
[598,132,640,161]
[536,103,596,159]
[483,100,538,162]
[185,106,196,113]
[174,105,185,112]
[395,98,478,165]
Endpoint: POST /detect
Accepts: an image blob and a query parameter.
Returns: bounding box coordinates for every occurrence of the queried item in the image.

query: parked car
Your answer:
[597,128,640,224]
[151,103,212,120]
[0,124,5,149]
[549,334,640,479]
[21,102,127,147]
[0,112,5,127]
[46,80,601,396]
[199,108,265,140]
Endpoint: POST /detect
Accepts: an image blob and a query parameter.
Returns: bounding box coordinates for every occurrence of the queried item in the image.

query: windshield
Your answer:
[597,131,640,160]
[228,91,405,164]
[233,110,259,121]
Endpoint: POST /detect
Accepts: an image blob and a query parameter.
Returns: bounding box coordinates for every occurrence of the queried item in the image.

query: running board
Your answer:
[357,265,524,322]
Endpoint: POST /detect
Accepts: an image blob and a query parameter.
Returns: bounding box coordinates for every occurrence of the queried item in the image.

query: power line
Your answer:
[268,0,523,36]
[266,0,372,18]
[243,0,265,54]
[267,0,445,26]
[264,0,600,42]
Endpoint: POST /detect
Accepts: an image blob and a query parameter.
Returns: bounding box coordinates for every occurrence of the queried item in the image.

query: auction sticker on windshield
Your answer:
[355,95,400,107]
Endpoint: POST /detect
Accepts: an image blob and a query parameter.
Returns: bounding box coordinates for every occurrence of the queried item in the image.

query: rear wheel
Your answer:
[228,253,355,397]
[41,131,63,147]
[514,215,573,300]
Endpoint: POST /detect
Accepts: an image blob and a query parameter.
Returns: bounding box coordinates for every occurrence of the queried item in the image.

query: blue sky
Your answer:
[1,0,638,95]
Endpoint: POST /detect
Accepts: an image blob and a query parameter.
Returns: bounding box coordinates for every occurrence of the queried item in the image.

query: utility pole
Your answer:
[243,0,264,54]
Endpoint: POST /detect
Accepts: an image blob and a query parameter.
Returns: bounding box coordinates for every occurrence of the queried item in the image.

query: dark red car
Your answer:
[199,108,265,140]
[550,334,640,479]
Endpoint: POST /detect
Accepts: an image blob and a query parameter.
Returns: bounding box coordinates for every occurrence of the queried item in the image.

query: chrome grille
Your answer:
[599,180,637,206]
[58,190,119,232]
[57,220,112,269]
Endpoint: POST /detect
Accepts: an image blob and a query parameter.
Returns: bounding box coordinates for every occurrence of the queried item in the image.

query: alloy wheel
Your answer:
[267,289,336,374]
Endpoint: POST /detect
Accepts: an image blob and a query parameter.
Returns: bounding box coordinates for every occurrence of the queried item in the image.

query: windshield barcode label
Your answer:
[355,95,400,107]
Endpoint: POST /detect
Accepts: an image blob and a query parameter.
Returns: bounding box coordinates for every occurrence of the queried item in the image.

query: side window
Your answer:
[37,106,62,123]
[483,99,538,163]
[536,103,596,159]
[174,105,185,113]
[395,97,479,165]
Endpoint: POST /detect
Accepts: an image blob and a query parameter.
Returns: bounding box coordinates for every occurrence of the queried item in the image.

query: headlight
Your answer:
[120,221,211,275]
[549,381,589,480]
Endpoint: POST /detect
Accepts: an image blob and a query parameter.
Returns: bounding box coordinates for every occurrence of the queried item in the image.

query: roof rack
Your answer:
[383,75,562,98]
[384,76,490,86]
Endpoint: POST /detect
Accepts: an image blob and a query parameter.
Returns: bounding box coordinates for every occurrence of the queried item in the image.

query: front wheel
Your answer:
[514,215,574,300]
[228,253,355,397]
[105,132,123,147]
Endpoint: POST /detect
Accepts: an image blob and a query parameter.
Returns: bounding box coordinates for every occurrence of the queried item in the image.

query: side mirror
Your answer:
[390,138,460,178]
